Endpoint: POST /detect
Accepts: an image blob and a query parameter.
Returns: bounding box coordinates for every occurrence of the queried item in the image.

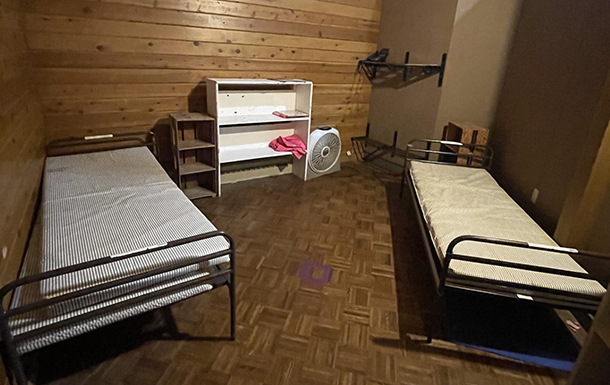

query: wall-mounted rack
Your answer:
[358,50,447,87]
[351,124,406,174]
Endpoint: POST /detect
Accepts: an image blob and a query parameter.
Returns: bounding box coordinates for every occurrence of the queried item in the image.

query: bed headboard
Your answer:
[405,138,494,170]
[46,131,159,158]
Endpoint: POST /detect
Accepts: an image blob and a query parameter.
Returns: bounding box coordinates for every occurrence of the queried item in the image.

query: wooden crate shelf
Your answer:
[171,112,219,199]
[441,122,489,166]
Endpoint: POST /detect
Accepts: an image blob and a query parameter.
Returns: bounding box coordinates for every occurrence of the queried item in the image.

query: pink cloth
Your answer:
[269,134,307,159]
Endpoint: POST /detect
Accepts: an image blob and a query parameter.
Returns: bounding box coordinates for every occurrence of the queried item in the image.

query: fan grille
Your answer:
[309,132,341,173]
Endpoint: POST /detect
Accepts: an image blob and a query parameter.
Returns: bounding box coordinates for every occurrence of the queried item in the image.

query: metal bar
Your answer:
[403,51,410,81]
[409,141,490,152]
[447,235,610,262]
[0,231,230,301]
[364,65,374,80]
[362,147,383,162]
[424,142,431,160]
[440,235,610,298]
[229,242,236,340]
[350,138,364,161]
[406,139,494,170]
[438,53,447,87]
[400,144,409,193]
[407,158,487,169]
[449,253,592,280]
[47,131,158,158]
[357,137,408,158]
[4,248,230,318]
[13,269,231,344]
[406,173,443,286]
[408,148,492,161]
[445,272,602,302]
[358,61,442,69]
[446,280,600,311]
[409,138,488,148]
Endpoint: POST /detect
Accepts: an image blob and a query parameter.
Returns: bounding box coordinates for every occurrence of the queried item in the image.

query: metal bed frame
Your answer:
[0,132,236,385]
[401,139,610,324]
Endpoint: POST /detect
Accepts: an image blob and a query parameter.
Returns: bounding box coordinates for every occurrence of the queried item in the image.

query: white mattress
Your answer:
[409,161,605,297]
[10,147,230,354]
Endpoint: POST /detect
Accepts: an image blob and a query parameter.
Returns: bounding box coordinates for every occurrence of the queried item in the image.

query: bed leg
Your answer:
[160,306,180,337]
[0,330,27,385]
[227,236,237,342]
[10,353,28,385]
[426,336,432,344]
[229,275,236,341]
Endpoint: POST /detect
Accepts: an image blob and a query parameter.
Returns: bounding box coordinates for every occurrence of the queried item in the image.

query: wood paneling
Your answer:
[0,1,46,287]
[23,0,380,149]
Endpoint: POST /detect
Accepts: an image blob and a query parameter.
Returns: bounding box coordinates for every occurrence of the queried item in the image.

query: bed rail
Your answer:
[46,131,159,158]
[405,138,494,169]
[440,235,610,302]
[0,231,235,385]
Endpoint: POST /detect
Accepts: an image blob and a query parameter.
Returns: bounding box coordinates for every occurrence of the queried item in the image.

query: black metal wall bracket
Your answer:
[358,51,447,87]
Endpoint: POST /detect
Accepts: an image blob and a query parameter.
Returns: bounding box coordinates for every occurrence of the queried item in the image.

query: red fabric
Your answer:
[269,134,307,159]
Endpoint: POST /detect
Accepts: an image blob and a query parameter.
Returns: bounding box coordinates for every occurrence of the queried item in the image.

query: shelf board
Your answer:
[180,162,216,175]
[171,112,215,122]
[183,186,215,200]
[220,142,295,164]
[218,113,309,127]
[178,139,215,151]
[209,78,310,86]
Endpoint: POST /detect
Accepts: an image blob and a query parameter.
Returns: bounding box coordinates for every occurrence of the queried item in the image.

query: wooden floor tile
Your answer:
[26,163,567,385]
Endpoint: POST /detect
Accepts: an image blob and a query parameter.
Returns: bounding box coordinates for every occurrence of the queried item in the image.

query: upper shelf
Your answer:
[208,78,312,86]
[170,112,215,122]
[218,113,309,126]
[358,50,447,87]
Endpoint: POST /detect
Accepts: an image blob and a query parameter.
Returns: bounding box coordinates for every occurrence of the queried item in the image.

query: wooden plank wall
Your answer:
[22,0,381,152]
[0,0,46,287]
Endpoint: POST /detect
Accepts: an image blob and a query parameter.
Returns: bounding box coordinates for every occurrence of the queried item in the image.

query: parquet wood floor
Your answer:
[26,162,568,385]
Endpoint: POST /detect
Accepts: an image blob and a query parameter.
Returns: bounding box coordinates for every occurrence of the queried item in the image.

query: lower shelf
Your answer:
[183,186,216,200]
[180,162,216,175]
[220,142,295,163]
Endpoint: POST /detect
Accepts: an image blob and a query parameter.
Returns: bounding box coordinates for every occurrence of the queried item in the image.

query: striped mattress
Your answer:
[9,147,230,354]
[409,161,606,298]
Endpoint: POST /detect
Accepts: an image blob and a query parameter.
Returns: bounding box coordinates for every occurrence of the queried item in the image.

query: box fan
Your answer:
[307,127,341,179]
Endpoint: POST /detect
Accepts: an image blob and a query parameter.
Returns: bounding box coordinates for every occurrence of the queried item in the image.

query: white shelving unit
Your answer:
[206,78,313,193]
